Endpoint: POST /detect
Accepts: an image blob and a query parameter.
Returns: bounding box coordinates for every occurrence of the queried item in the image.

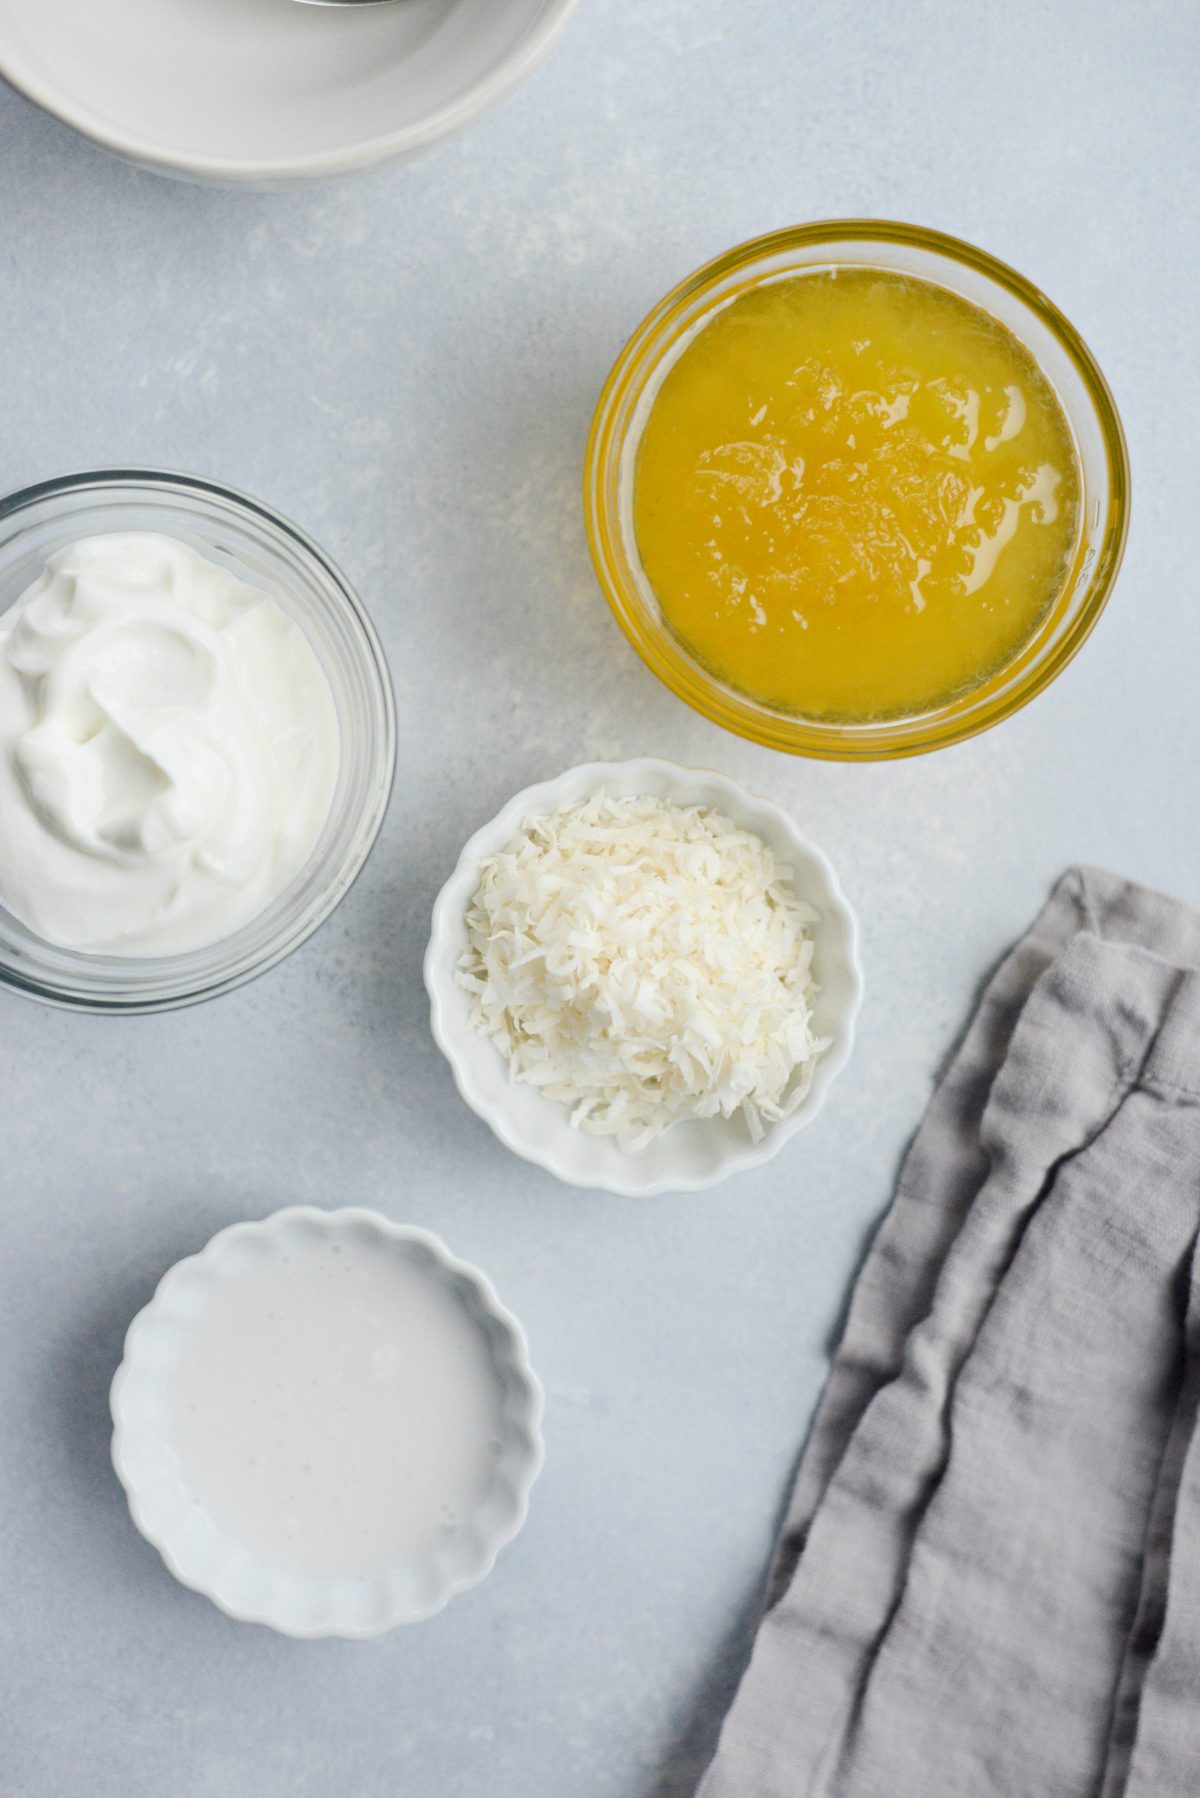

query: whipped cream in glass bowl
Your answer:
[0,471,395,1011]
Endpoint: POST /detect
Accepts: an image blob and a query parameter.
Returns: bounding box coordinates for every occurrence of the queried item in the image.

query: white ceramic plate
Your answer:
[0,0,579,186]
[111,1207,545,1638]
[425,759,863,1197]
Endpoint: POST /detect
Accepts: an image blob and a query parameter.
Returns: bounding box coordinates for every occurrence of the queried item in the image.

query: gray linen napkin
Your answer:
[699,868,1200,1798]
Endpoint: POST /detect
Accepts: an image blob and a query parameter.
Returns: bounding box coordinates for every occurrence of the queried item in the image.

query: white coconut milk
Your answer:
[170,1236,505,1580]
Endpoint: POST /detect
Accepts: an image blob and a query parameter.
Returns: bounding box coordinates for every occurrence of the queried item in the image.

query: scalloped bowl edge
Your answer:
[110,1207,545,1638]
[424,759,863,1197]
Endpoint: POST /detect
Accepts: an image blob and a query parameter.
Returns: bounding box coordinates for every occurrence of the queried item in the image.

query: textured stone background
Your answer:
[0,2,1194,1793]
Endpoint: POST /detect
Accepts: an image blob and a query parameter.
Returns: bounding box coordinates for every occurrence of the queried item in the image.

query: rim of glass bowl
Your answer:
[0,469,396,1013]
[584,219,1131,761]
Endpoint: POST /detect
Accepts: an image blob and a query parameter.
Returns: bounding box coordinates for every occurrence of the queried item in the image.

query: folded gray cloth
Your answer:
[699,868,1200,1798]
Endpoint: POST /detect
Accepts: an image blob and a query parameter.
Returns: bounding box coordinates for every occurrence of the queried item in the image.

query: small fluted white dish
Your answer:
[111,1207,544,1639]
[425,759,863,1197]
[0,0,580,187]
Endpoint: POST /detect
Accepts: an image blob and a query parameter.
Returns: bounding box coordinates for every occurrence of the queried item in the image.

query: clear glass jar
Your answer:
[0,470,395,1012]
[585,220,1130,760]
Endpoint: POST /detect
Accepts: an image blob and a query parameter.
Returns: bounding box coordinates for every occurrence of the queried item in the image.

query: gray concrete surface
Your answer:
[0,2,1195,1793]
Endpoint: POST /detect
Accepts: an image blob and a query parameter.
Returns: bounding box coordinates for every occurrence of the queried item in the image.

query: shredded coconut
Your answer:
[456,792,828,1149]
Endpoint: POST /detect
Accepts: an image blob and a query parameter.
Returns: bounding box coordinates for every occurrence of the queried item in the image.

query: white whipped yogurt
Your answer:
[0,532,339,956]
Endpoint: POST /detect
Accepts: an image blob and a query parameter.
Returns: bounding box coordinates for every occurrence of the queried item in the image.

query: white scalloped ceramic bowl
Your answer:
[111,1208,544,1639]
[425,759,862,1197]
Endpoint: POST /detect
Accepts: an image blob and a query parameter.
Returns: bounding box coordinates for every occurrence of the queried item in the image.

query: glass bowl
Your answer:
[0,470,395,1012]
[584,221,1130,761]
